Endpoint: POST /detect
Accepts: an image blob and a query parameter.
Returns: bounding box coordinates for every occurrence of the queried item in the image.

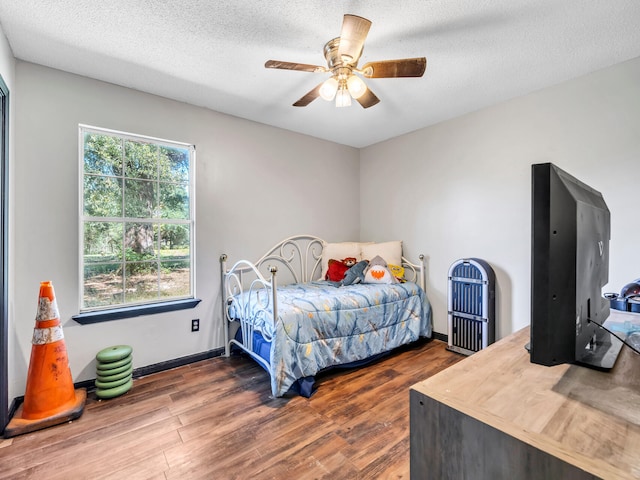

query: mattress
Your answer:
[229,280,432,396]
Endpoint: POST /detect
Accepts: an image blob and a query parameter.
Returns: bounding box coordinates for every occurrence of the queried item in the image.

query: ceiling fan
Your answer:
[265,14,427,109]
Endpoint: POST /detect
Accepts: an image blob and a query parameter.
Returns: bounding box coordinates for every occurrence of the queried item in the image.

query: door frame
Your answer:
[0,74,9,432]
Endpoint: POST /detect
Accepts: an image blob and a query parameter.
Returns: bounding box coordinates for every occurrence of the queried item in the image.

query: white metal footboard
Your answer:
[219,257,277,367]
[219,235,325,362]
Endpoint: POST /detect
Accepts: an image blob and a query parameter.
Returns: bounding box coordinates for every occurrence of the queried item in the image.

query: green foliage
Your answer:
[125,140,157,179]
[124,256,156,275]
[160,183,189,219]
[84,263,120,277]
[84,133,122,176]
[83,222,123,263]
[160,224,189,250]
[83,177,123,217]
[159,146,190,183]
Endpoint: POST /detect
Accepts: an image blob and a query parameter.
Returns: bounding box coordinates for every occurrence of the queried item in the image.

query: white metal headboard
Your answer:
[220,234,426,292]
[220,235,325,285]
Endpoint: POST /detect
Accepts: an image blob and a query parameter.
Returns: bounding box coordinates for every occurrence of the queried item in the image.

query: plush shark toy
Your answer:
[341,260,369,286]
[363,255,399,284]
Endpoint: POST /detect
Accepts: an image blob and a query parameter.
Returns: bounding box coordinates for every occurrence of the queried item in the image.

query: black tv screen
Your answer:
[530,162,622,370]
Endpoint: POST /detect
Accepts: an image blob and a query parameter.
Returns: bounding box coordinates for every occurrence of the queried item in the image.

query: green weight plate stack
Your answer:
[95,345,133,399]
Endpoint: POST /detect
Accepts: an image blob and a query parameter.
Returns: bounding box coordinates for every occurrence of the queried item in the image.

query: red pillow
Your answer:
[326,259,350,282]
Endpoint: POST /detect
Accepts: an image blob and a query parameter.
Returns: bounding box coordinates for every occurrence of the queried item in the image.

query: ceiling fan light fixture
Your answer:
[346,74,367,99]
[335,84,352,107]
[319,77,339,101]
[266,14,425,109]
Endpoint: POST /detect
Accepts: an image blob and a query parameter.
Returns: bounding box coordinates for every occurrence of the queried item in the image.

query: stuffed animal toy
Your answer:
[341,260,369,286]
[326,257,358,282]
[363,255,399,284]
[343,257,357,268]
[388,264,406,282]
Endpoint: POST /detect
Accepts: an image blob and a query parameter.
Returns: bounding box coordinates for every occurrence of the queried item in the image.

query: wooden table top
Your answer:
[412,311,640,480]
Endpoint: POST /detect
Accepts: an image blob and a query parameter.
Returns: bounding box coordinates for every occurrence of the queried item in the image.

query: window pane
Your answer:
[84,222,123,264]
[160,183,189,219]
[125,140,158,179]
[160,224,190,256]
[84,133,122,176]
[159,146,190,183]
[125,262,159,303]
[125,179,158,218]
[81,126,194,312]
[124,222,158,261]
[84,176,122,217]
[160,260,190,298]
[84,263,123,308]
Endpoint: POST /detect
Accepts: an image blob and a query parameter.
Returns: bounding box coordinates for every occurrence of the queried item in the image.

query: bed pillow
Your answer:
[320,242,372,279]
[326,258,356,282]
[360,241,403,267]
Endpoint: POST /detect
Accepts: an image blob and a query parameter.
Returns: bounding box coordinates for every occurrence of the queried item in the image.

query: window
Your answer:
[79,126,196,316]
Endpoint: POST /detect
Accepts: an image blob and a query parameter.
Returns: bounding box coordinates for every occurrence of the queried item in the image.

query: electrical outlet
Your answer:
[191,318,199,332]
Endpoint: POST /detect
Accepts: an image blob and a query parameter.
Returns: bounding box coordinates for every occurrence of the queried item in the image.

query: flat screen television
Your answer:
[530,162,623,370]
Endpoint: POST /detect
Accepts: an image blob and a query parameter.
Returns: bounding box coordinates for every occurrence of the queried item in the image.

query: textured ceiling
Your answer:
[1,1,640,148]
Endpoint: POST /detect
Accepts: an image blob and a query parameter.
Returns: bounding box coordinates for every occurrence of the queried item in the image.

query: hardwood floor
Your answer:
[0,339,462,479]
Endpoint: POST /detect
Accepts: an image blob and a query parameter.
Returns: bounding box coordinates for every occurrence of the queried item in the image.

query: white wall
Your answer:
[360,56,640,340]
[10,62,360,401]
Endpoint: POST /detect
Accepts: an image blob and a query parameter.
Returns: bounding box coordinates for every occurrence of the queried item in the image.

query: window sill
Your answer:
[72,298,201,325]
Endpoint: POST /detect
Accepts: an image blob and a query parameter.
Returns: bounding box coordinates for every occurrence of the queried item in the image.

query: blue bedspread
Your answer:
[229,281,432,397]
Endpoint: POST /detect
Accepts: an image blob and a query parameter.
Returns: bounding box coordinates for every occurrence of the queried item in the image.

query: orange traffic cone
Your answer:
[4,281,86,438]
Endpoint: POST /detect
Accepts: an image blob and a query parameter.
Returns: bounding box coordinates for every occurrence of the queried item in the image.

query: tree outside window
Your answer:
[80,126,195,310]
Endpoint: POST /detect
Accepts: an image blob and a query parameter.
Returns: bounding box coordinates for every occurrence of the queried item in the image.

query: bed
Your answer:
[220,235,432,397]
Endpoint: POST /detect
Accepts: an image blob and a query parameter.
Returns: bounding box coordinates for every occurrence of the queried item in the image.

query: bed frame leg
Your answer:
[270,265,278,328]
[419,254,426,291]
[220,254,230,357]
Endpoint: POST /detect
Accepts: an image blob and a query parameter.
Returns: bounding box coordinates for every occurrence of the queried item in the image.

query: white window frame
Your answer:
[78,125,196,315]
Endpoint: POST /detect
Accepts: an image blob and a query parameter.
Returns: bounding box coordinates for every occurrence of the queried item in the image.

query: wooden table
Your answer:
[410,312,640,479]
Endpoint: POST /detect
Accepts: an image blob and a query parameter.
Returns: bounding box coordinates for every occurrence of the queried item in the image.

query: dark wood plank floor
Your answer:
[0,339,462,479]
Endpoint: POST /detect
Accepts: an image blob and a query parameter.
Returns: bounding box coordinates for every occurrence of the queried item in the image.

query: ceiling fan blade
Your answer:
[355,88,380,109]
[360,58,427,78]
[293,83,323,107]
[338,14,371,65]
[265,60,326,73]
